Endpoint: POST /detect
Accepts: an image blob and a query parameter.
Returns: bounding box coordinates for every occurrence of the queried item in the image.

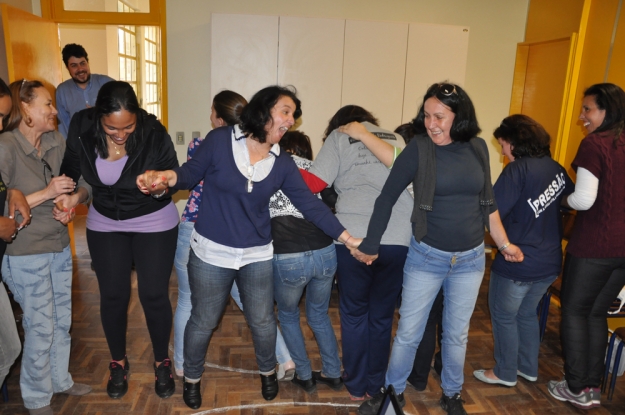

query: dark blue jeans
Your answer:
[183,250,276,379]
[273,244,341,380]
[336,244,407,397]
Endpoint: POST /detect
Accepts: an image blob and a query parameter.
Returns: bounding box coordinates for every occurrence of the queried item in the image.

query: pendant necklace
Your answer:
[108,136,121,155]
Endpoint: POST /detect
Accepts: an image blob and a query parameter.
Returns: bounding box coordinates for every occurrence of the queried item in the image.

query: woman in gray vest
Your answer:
[352,83,523,415]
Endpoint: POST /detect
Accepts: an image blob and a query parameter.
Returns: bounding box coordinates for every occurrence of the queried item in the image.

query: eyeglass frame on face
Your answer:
[41,158,54,185]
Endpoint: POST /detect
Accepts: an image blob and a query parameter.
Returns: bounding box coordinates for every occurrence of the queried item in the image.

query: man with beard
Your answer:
[56,43,114,138]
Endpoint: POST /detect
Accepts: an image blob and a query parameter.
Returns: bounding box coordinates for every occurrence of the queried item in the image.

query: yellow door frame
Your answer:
[41,0,169,129]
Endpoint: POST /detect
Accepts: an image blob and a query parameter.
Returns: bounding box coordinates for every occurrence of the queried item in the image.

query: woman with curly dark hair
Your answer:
[137,85,354,409]
[473,114,573,389]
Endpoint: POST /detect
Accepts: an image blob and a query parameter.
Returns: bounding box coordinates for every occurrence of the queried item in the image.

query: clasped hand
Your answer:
[345,237,379,266]
[52,193,79,225]
[137,170,169,195]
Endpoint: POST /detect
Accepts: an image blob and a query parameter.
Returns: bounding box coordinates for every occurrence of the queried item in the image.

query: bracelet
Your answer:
[345,236,353,245]
[498,242,511,251]
[152,189,167,198]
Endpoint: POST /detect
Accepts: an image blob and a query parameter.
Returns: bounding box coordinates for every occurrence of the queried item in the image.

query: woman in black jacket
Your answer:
[59,81,179,400]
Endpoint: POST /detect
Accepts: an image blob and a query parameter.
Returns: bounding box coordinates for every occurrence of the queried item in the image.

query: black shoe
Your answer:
[358,387,405,415]
[183,378,202,409]
[154,358,175,398]
[312,371,344,391]
[440,393,467,415]
[291,374,316,394]
[260,372,279,400]
[107,358,129,399]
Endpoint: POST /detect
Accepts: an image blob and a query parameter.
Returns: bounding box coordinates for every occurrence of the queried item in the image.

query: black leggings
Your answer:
[87,227,178,362]
[560,253,625,392]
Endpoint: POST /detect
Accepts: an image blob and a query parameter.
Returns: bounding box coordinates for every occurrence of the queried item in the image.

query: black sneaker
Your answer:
[357,387,405,415]
[107,358,129,399]
[154,358,175,398]
[440,393,467,415]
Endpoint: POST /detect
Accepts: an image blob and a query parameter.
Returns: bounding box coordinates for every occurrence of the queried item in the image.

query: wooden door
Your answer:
[509,37,577,164]
[1,4,76,254]
[1,4,63,100]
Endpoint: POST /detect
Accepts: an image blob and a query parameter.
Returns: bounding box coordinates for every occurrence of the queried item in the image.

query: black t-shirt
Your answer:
[0,172,7,259]
[271,216,333,254]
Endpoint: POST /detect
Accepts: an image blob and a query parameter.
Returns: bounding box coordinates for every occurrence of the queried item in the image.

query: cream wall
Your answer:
[58,24,112,82]
[166,0,529,185]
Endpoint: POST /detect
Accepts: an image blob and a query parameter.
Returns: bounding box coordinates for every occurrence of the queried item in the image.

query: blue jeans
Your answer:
[385,239,485,397]
[273,244,341,380]
[489,271,556,382]
[183,250,277,379]
[173,222,291,371]
[2,246,74,409]
[230,280,292,365]
[173,221,194,370]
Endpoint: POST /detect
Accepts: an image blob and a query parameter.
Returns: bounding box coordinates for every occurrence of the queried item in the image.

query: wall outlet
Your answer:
[192,131,201,139]
[176,132,184,144]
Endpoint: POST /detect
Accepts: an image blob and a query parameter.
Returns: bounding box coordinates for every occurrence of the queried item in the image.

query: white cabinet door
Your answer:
[211,14,279,102]
[278,16,345,155]
[342,20,409,131]
[403,23,470,124]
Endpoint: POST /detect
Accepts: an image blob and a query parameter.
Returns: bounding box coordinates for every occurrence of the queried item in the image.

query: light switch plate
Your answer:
[192,131,201,139]
[176,132,184,144]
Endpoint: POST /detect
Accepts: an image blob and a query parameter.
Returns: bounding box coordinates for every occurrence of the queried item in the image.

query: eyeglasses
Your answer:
[41,158,54,185]
[437,83,457,96]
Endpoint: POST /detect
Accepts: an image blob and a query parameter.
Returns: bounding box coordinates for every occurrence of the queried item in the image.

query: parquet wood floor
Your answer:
[2,215,625,414]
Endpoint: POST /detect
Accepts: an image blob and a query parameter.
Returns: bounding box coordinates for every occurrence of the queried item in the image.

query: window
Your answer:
[143,26,160,119]
[116,1,160,119]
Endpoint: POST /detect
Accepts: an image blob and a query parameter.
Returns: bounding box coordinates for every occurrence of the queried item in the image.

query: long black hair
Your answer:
[93,81,144,158]
[239,85,301,144]
[584,83,625,144]
[412,82,481,142]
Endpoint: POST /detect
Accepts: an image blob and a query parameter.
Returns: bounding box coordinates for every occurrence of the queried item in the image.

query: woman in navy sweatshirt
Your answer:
[137,85,355,409]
